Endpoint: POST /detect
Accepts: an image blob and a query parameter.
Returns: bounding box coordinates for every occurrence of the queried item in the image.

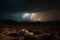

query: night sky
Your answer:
[0,0,60,22]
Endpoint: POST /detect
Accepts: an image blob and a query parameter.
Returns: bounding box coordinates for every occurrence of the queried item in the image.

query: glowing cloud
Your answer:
[30,13,46,21]
[23,13,31,19]
[30,13,41,21]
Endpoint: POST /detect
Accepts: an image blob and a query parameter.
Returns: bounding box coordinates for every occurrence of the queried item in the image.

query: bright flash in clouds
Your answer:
[22,12,42,21]
[23,13,30,19]
[30,13,41,21]
[31,13,36,18]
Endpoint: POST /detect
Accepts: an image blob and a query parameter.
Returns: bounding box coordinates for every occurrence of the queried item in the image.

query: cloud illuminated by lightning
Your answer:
[23,13,31,19]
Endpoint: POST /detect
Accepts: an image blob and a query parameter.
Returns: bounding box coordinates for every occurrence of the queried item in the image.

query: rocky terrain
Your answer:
[0,21,60,40]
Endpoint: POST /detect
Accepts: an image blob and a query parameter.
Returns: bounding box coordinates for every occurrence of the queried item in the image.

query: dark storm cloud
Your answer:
[0,10,60,22]
[0,12,31,22]
[0,0,30,13]
[0,0,60,22]
[30,10,60,22]
[0,0,60,13]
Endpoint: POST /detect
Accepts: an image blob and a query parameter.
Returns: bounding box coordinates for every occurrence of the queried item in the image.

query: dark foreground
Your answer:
[0,21,60,40]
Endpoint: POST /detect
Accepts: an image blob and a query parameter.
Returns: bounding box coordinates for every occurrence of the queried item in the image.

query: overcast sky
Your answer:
[0,0,60,13]
[0,0,60,22]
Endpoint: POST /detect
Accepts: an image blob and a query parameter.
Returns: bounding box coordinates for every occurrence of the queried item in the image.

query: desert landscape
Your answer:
[0,21,60,40]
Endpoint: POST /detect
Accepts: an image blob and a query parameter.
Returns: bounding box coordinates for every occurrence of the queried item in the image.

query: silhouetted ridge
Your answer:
[0,20,60,25]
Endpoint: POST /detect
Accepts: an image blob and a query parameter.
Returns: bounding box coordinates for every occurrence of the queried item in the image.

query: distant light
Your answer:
[30,13,41,21]
[31,13,35,18]
[30,13,38,21]
[31,13,36,19]
[23,13,30,19]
